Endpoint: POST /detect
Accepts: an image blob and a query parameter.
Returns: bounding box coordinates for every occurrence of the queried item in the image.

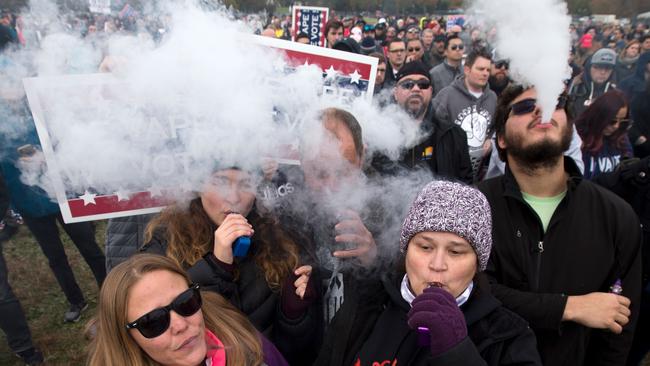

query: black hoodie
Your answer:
[568,56,618,118]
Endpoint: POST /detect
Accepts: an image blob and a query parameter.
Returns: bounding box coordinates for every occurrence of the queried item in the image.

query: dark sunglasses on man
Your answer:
[449,44,464,51]
[126,284,202,339]
[407,47,422,52]
[398,79,432,90]
[509,94,569,116]
[495,61,509,70]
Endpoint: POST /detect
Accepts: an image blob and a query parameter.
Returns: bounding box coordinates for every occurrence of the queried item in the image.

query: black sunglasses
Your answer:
[398,79,431,90]
[509,95,568,116]
[450,44,464,51]
[495,61,509,70]
[407,47,422,52]
[126,284,202,339]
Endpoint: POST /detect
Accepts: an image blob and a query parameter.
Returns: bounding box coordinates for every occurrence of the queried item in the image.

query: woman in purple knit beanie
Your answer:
[315,180,542,366]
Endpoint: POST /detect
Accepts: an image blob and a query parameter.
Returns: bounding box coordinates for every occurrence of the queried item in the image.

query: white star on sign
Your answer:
[303,60,310,67]
[325,65,338,79]
[349,70,362,84]
[79,191,97,206]
[114,189,130,202]
[148,185,163,198]
[180,181,194,192]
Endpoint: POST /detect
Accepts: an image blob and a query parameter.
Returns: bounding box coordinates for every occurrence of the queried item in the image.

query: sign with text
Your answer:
[89,0,111,14]
[291,6,329,47]
[23,36,376,223]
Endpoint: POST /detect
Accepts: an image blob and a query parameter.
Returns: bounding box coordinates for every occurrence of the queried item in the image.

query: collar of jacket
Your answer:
[502,156,583,201]
[452,75,489,101]
[443,59,461,72]
[460,274,501,327]
[381,271,500,327]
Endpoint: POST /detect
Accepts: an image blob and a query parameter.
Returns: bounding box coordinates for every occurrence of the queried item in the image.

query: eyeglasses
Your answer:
[407,47,422,52]
[126,284,202,339]
[495,61,509,70]
[509,96,568,116]
[407,29,420,34]
[389,48,405,53]
[449,44,464,51]
[398,80,431,90]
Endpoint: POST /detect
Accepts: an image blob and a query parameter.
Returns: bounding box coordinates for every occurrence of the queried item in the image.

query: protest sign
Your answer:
[291,6,329,47]
[446,14,466,29]
[89,0,111,14]
[23,36,377,223]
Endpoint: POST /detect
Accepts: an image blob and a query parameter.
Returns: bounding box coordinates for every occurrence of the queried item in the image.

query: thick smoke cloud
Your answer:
[469,0,572,122]
[1,1,434,262]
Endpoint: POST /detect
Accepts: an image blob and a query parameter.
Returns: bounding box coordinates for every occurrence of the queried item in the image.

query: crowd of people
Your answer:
[0,5,650,366]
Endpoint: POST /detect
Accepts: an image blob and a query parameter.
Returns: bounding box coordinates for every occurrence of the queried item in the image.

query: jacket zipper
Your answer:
[535,241,544,291]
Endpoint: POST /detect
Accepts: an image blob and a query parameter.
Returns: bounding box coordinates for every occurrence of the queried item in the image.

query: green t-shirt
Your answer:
[521,191,567,232]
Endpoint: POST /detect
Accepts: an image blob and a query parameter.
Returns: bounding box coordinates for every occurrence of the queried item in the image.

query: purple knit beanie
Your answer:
[399,180,492,271]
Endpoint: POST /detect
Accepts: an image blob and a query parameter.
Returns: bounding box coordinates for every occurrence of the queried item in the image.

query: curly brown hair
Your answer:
[144,197,300,291]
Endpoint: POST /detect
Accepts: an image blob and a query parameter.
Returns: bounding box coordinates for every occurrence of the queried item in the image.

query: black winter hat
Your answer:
[333,38,361,54]
[395,60,431,83]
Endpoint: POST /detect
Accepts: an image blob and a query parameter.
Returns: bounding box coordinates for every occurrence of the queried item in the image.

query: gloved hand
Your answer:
[407,286,467,357]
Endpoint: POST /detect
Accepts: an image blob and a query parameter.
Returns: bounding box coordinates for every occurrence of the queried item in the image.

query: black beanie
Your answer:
[395,60,431,83]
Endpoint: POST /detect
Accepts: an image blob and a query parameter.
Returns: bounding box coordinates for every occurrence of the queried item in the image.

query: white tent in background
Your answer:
[637,11,650,19]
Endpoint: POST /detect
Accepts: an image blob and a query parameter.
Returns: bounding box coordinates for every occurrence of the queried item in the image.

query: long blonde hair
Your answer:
[87,254,264,366]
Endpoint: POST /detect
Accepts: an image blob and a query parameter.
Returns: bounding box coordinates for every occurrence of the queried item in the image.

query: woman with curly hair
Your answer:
[575,89,634,180]
[141,165,320,365]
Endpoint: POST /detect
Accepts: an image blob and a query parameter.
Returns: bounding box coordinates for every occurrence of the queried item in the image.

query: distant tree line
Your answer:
[1,0,649,20]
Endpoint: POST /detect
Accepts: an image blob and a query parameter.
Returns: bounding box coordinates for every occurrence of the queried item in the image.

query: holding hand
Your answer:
[213,214,254,264]
[407,286,467,357]
[563,292,631,334]
[332,209,377,267]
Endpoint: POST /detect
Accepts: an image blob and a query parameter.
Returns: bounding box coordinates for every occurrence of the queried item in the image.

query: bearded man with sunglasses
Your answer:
[478,85,642,366]
[488,56,511,97]
[371,61,472,183]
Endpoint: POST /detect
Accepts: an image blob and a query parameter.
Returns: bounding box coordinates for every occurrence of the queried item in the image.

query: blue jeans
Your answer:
[0,240,35,354]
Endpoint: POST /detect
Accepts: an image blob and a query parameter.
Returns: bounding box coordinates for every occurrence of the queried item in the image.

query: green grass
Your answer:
[0,220,649,365]
[0,221,106,366]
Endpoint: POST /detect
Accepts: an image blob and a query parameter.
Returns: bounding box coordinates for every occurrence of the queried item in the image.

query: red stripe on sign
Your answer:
[280,49,372,80]
[68,192,170,217]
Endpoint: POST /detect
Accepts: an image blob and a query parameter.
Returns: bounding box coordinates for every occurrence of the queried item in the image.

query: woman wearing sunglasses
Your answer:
[140,165,319,364]
[88,254,287,366]
[574,90,634,180]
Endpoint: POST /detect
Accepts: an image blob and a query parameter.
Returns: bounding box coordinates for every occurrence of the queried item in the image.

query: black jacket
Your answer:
[314,273,541,366]
[141,228,321,365]
[568,57,618,119]
[105,214,154,271]
[371,105,473,184]
[478,157,643,366]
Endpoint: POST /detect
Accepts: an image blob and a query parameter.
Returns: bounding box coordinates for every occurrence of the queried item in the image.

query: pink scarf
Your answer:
[205,330,226,366]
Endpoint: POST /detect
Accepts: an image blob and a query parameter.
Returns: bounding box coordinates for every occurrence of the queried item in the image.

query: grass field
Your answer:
[0,222,106,366]
[0,220,648,365]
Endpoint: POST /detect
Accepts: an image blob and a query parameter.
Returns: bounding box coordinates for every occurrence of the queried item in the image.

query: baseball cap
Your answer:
[591,48,616,67]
